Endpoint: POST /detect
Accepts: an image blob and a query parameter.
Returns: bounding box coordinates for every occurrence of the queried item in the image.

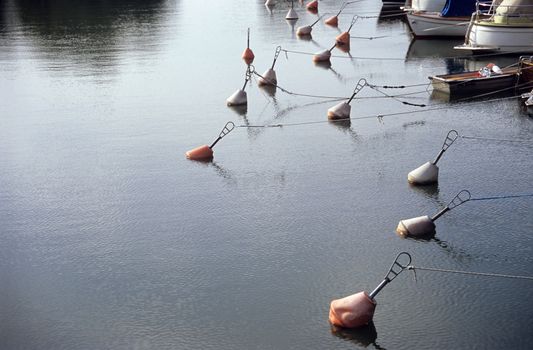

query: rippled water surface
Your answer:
[1,1,533,349]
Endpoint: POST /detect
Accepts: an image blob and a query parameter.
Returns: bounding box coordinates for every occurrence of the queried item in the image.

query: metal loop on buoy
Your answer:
[271,46,282,69]
[347,78,367,104]
[447,189,471,210]
[368,252,412,299]
[431,189,471,222]
[210,121,235,149]
[347,15,358,32]
[433,129,459,164]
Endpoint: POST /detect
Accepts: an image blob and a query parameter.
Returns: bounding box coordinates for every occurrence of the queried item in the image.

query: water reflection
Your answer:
[331,323,386,349]
[0,0,172,76]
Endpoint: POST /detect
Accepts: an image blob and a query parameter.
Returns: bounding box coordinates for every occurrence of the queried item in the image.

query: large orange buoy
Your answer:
[336,15,358,45]
[186,122,235,161]
[396,190,471,238]
[242,28,255,65]
[329,252,412,329]
[327,78,367,120]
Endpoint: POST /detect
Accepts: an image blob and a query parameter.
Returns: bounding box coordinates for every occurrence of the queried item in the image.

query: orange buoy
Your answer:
[329,253,412,329]
[186,122,235,161]
[336,15,358,45]
[306,0,318,11]
[325,2,348,26]
[336,31,350,45]
[242,28,255,64]
[325,15,338,26]
[186,145,213,161]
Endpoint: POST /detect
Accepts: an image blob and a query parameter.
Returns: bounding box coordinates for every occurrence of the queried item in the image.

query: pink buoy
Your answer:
[329,291,376,328]
[329,253,412,329]
[258,46,282,86]
[242,28,255,65]
[296,14,324,36]
[186,122,235,161]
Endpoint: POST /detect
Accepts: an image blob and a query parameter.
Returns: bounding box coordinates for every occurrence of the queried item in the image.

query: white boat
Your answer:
[455,0,533,53]
[404,0,447,12]
[407,0,477,37]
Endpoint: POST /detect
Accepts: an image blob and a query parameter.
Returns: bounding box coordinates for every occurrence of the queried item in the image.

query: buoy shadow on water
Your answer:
[330,322,378,347]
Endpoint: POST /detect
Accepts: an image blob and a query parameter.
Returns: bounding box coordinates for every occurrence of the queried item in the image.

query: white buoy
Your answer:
[396,216,435,238]
[226,89,247,106]
[327,78,367,120]
[327,102,351,120]
[408,162,439,185]
[258,46,281,87]
[286,0,298,20]
[297,14,324,36]
[265,0,276,6]
[286,8,299,20]
[407,130,459,185]
[227,66,253,106]
[258,68,277,86]
[313,49,332,62]
[396,190,471,238]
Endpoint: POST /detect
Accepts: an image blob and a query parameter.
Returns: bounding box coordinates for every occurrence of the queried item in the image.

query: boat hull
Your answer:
[429,69,519,97]
[457,22,533,53]
[407,12,470,37]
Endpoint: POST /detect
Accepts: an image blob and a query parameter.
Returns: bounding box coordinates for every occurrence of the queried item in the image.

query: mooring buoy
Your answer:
[258,46,281,86]
[325,2,347,26]
[313,44,335,62]
[296,14,324,36]
[186,122,235,161]
[227,66,253,106]
[286,0,299,20]
[327,78,366,120]
[336,15,358,45]
[396,190,471,238]
[329,252,411,328]
[408,130,459,185]
[242,28,255,65]
[306,0,318,11]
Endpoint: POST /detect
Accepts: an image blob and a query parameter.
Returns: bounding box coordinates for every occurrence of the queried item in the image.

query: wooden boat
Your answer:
[429,65,519,96]
[455,0,533,53]
[382,0,405,7]
[518,56,533,86]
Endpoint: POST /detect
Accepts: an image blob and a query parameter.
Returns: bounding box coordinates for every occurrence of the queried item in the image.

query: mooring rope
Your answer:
[470,194,533,201]
[281,48,405,61]
[408,266,533,281]
[460,135,533,143]
[235,94,523,129]
[252,70,431,102]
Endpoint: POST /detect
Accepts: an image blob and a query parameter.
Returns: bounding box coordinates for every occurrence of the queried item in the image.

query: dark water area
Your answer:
[1,1,532,349]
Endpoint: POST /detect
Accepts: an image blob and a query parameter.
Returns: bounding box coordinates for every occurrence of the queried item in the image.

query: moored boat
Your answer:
[404,0,447,12]
[407,0,477,38]
[455,0,533,53]
[429,64,520,96]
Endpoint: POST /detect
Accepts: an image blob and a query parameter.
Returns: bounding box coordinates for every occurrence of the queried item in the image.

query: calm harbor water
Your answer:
[1,1,532,349]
